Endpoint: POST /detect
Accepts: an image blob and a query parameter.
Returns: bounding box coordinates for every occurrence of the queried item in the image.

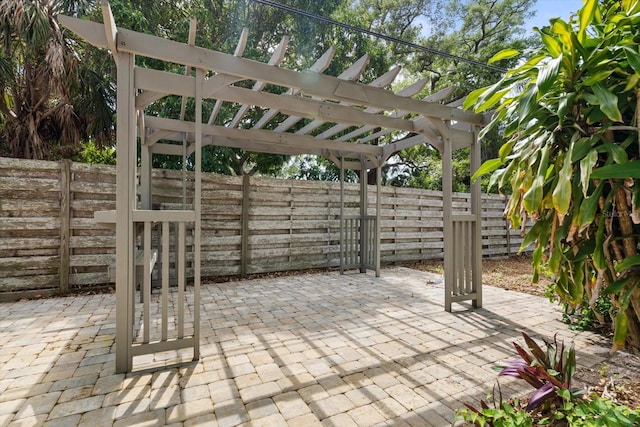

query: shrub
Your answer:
[454,332,640,426]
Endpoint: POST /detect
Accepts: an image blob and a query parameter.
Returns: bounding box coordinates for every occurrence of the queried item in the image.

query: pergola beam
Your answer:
[253,47,336,130]
[273,54,370,133]
[144,115,385,157]
[134,68,419,134]
[57,15,485,125]
[294,66,401,135]
[229,35,289,128]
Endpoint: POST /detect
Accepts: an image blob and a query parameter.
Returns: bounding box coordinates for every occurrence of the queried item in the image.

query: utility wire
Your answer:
[250,0,507,73]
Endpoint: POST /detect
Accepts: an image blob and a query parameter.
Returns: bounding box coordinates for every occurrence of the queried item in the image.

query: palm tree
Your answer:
[0,0,114,160]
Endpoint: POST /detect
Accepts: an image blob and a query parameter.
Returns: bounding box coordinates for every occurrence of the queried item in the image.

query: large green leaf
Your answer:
[476,88,510,113]
[581,69,615,86]
[498,140,515,162]
[463,86,489,110]
[471,158,504,181]
[591,161,640,178]
[613,311,628,350]
[578,181,603,232]
[557,93,575,123]
[615,255,640,272]
[488,48,521,64]
[537,56,562,95]
[571,135,594,163]
[552,148,573,217]
[580,149,598,196]
[568,261,585,305]
[624,46,640,74]
[523,144,550,213]
[603,277,630,295]
[599,141,629,164]
[624,73,639,92]
[523,176,544,213]
[592,83,622,122]
[579,0,598,39]
[593,215,607,271]
[517,85,539,123]
[539,31,563,58]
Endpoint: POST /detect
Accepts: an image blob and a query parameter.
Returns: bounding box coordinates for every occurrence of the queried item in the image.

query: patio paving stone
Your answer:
[0,266,612,426]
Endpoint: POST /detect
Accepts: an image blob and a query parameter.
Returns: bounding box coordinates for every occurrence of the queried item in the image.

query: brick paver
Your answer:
[0,267,610,426]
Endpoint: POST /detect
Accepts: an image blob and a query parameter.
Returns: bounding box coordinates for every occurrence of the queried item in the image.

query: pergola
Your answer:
[60,1,487,373]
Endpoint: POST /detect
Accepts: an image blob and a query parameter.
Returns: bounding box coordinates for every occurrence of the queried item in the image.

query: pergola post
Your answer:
[375,164,381,277]
[444,123,483,311]
[339,157,345,274]
[359,160,368,273]
[114,52,136,373]
[193,68,203,360]
[443,122,454,312]
[471,126,483,308]
[139,115,153,211]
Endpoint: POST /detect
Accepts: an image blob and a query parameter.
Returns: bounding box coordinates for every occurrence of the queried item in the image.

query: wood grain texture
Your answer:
[1,157,524,297]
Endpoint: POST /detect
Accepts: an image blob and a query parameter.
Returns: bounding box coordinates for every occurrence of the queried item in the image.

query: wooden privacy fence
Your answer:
[0,157,525,298]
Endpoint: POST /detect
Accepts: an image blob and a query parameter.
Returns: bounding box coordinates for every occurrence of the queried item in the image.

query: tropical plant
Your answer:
[0,0,114,160]
[465,0,640,350]
[497,333,581,412]
[456,332,640,426]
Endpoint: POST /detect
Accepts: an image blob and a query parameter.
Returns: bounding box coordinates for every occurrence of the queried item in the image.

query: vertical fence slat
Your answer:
[241,174,250,278]
[178,221,185,339]
[161,221,169,341]
[465,220,472,294]
[59,160,71,293]
[143,221,151,343]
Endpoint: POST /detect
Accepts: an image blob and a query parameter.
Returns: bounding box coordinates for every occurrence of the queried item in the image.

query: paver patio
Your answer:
[0,267,610,426]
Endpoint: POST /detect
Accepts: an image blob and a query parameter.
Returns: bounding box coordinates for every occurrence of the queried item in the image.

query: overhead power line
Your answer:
[250,0,507,73]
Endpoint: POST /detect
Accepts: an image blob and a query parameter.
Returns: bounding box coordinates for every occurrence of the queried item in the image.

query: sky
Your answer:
[527,0,585,30]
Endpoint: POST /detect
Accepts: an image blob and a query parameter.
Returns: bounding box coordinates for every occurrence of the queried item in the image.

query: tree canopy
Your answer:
[0,0,114,159]
[1,0,536,186]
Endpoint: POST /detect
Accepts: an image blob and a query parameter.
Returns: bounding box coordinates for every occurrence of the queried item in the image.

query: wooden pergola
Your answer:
[60,1,487,373]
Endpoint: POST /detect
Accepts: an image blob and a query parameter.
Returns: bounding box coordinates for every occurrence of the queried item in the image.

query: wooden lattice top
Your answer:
[59,3,485,171]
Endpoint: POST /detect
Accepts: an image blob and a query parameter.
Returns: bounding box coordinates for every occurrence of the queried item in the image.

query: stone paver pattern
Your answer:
[0,267,610,426]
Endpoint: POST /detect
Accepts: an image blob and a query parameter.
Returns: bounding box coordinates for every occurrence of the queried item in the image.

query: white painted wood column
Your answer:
[375,164,381,277]
[139,114,152,210]
[193,68,203,360]
[471,125,483,308]
[443,122,453,312]
[115,52,136,373]
[360,159,367,273]
[339,157,345,274]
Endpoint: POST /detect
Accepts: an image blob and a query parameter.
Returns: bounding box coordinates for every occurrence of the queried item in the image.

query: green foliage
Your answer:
[562,292,612,332]
[495,333,581,412]
[282,0,536,186]
[455,332,640,426]
[467,0,640,350]
[0,0,114,159]
[287,155,358,182]
[381,0,537,191]
[456,396,640,427]
[74,140,116,165]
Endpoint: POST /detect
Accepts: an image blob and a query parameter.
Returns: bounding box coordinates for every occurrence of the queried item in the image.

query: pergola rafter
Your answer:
[59,1,486,373]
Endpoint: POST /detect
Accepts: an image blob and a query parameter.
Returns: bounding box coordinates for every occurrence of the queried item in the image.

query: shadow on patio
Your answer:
[0,267,610,426]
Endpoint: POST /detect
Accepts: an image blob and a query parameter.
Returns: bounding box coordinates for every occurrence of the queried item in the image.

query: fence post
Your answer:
[504,195,511,257]
[59,159,71,293]
[240,174,250,277]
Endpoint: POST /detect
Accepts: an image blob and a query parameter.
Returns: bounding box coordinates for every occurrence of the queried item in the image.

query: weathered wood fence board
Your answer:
[0,157,526,297]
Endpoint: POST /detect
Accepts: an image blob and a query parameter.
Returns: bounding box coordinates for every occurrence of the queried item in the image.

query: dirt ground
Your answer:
[406,256,640,411]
